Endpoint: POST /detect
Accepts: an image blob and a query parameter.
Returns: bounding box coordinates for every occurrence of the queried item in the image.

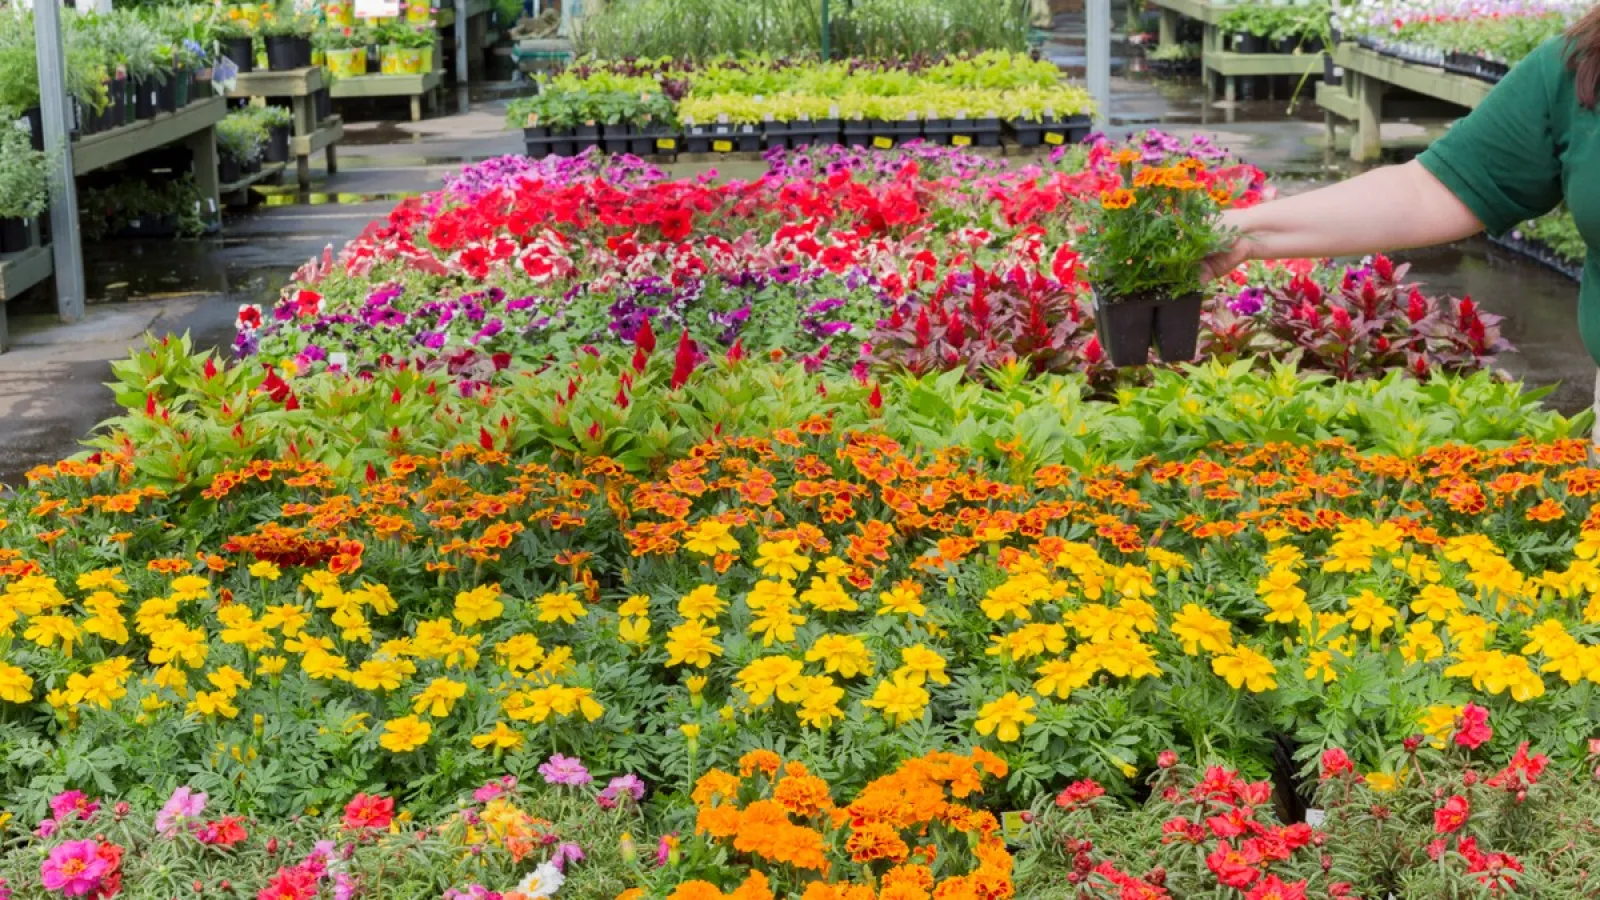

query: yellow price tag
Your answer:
[1044,132,1065,145]
[656,137,677,150]
[872,136,893,149]
[1000,811,1030,843]
[712,139,734,152]
[951,135,972,147]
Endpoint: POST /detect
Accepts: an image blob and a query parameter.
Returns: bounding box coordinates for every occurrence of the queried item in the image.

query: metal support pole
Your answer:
[34,0,85,322]
[820,0,830,62]
[1086,0,1111,128]
[454,0,469,83]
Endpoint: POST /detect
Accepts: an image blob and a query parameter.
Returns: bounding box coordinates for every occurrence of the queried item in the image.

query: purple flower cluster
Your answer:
[763,140,1018,182]
[439,149,667,206]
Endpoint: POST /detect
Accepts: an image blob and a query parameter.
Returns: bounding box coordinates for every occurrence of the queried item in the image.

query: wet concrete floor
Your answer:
[0,14,1589,483]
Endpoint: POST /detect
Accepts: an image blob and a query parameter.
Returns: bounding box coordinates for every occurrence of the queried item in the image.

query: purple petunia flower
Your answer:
[597,773,646,809]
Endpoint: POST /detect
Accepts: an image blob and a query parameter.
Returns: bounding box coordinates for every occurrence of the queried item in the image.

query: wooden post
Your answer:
[188,124,222,226]
[1353,71,1383,162]
[293,93,315,189]
[1158,8,1178,49]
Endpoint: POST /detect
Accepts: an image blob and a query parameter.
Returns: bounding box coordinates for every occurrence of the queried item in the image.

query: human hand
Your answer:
[1200,233,1256,283]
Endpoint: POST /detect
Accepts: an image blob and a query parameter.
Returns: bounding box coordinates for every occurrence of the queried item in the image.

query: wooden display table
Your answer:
[0,233,52,351]
[226,67,344,190]
[330,70,444,122]
[73,96,226,217]
[1148,0,1324,103]
[1318,44,1495,161]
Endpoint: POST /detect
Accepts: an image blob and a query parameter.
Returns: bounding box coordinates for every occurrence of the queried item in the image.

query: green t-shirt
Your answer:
[1418,37,1600,363]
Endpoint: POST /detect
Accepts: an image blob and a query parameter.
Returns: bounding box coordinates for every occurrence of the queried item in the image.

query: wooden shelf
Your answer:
[292,116,345,156]
[1148,0,1233,26]
[220,160,287,196]
[328,70,443,99]
[0,244,52,303]
[1204,50,1322,78]
[227,66,326,99]
[1340,44,1493,109]
[72,96,227,176]
[1315,80,1359,120]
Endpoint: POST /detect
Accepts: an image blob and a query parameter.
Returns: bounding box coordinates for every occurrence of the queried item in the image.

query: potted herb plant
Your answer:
[215,13,256,74]
[0,126,48,253]
[261,4,314,72]
[1074,151,1236,366]
[216,110,267,183]
[379,24,433,75]
[321,27,370,78]
[251,104,293,163]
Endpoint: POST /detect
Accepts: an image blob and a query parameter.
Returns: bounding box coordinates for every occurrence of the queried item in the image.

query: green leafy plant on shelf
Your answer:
[0,126,50,221]
[217,109,268,166]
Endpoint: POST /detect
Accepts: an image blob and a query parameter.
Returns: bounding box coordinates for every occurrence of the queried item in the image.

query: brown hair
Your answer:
[1568,6,1600,108]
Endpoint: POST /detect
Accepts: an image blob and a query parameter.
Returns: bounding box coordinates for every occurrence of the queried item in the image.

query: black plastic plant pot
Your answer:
[842,119,872,148]
[894,119,921,140]
[173,71,190,108]
[21,107,42,152]
[684,125,712,154]
[1302,37,1324,54]
[972,117,1002,147]
[243,157,261,176]
[550,128,577,156]
[523,125,550,140]
[763,120,789,150]
[295,36,314,68]
[1007,119,1043,147]
[600,124,631,154]
[316,89,332,122]
[226,36,255,73]
[1234,33,1264,54]
[1276,37,1299,54]
[157,77,178,113]
[1152,292,1204,363]
[735,125,760,153]
[0,218,31,254]
[627,128,656,156]
[867,119,897,149]
[133,78,160,120]
[110,83,127,129]
[265,35,301,72]
[808,119,841,146]
[923,118,952,144]
[1062,114,1093,144]
[219,157,243,184]
[1094,293,1155,368]
[646,130,680,156]
[265,124,291,163]
[1322,53,1341,86]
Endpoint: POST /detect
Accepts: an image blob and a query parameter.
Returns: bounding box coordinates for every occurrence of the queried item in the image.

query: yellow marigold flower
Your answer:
[472,721,524,751]
[1412,585,1463,622]
[301,648,351,681]
[735,656,805,707]
[1304,650,1337,684]
[169,575,211,601]
[536,591,585,625]
[1114,565,1156,601]
[795,675,846,729]
[684,520,739,556]
[1144,547,1190,574]
[1257,567,1309,625]
[350,657,413,692]
[805,634,873,679]
[863,673,930,727]
[0,662,34,704]
[76,568,129,594]
[1346,590,1397,635]
[24,615,80,657]
[665,620,723,669]
[1263,545,1303,569]
[249,561,282,581]
[897,644,949,685]
[815,556,852,578]
[680,723,701,742]
[301,571,341,596]
[1034,658,1094,699]
[619,616,651,646]
[755,540,811,581]
[749,603,805,647]
[379,715,432,753]
[454,585,506,627]
[678,585,727,620]
[799,577,858,613]
[1212,645,1278,693]
[260,604,310,636]
[877,581,926,617]
[495,634,545,673]
[1400,621,1444,663]
[258,655,288,676]
[1365,771,1399,792]
[975,691,1038,743]
[412,677,468,717]
[207,666,250,695]
[354,584,397,616]
[618,594,651,618]
[1170,603,1232,656]
[1417,704,1463,749]
[188,690,239,719]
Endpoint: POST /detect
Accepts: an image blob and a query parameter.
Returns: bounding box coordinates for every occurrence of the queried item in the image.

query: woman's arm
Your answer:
[1201,160,1486,280]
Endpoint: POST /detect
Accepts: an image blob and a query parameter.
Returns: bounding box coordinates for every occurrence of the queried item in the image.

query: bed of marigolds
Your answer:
[9,419,1600,818]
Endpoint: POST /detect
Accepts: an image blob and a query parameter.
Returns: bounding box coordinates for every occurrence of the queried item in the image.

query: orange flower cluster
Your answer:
[674,750,1012,900]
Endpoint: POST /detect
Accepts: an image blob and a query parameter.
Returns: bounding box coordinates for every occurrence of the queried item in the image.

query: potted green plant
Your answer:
[380,24,433,75]
[260,3,314,72]
[214,13,256,74]
[1073,153,1235,366]
[250,104,293,163]
[216,110,267,183]
[320,26,370,78]
[0,126,48,253]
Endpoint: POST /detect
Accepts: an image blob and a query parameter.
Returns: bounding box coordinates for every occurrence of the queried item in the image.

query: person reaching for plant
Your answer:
[1203,9,1600,416]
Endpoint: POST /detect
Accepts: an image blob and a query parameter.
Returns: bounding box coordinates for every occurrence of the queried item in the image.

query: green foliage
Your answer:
[508,90,678,130]
[217,109,269,165]
[1072,157,1233,301]
[1519,208,1585,266]
[0,126,50,220]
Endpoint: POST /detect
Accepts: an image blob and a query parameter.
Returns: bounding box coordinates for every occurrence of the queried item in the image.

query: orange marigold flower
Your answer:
[666,881,726,900]
[739,749,782,779]
[1526,498,1565,522]
[693,769,742,807]
[846,821,910,864]
[1099,188,1135,210]
[695,804,743,839]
